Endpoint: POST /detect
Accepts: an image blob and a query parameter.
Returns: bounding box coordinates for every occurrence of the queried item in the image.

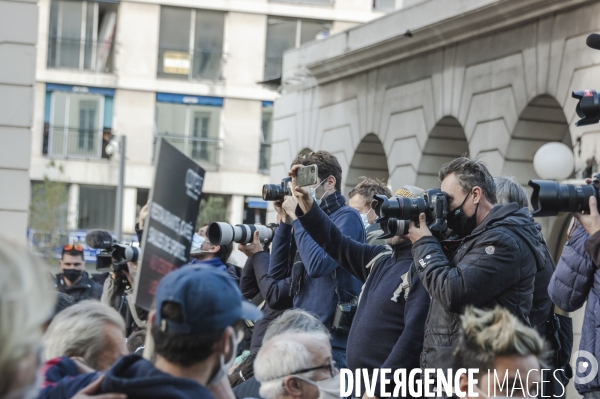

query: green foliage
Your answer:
[197,196,228,228]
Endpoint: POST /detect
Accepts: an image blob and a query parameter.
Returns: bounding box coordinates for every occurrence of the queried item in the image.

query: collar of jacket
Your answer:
[56,271,93,290]
[391,242,413,261]
[319,190,345,216]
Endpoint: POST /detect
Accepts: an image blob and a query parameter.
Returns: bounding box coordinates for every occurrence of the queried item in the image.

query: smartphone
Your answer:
[296,165,319,187]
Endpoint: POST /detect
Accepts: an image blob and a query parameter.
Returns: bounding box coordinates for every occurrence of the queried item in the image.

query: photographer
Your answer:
[348,178,392,246]
[269,151,364,368]
[292,178,430,397]
[549,189,600,397]
[407,157,543,370]
[55,245,102,302]
[190,223,240,285]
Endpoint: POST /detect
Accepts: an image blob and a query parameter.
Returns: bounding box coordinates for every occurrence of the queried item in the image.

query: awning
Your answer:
[247,197,268,209]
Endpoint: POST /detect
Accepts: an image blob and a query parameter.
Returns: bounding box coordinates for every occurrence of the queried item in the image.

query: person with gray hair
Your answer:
[43,300,128,371]
[255,332,338,399]
[494,175,529,208]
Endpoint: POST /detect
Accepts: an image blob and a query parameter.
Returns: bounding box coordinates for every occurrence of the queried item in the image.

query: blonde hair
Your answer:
[453,307,547,373]
[0,237,55,396]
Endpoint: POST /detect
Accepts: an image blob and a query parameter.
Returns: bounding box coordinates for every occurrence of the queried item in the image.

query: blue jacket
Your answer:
[269,198,364,350]
[38,354,214,399]
[296,202,430,397]
[548,223,599,394]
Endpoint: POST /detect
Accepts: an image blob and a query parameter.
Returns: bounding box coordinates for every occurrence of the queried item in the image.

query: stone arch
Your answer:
[344,133,389,196]
[415,117,468,190]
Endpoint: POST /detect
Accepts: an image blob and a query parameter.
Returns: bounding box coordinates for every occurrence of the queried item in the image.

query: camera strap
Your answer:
[331,269,358,305]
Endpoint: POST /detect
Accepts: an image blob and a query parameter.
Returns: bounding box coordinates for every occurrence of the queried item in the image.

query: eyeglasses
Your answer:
[271,359,337,381]
[63,244,83,252]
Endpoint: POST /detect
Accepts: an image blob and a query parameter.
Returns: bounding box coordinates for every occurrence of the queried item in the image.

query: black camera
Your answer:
[529,174,600,217]
[208,222,278,245]
[262,177,292,201]
[573,90,600,126]
[85,230,140,272]
[372,188,449,238]
[332,299,357,334]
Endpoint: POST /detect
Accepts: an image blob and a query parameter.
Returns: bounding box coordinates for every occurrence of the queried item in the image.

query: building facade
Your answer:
[29,0,393,247]
[273,0,600,396]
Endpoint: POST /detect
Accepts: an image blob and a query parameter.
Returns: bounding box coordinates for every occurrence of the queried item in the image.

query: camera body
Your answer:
[208,222,279,245]
[372,188,449,238]
[85,230,140,272]
[262,177,292,202]
[331,299,357,334]
[529,174,600,217]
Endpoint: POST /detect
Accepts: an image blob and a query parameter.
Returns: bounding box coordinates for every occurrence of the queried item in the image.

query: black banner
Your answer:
[133,138,205,310]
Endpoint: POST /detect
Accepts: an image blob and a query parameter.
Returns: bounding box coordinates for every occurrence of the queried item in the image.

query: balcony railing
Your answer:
[157,48,223,81]
[269,0,333,5]
[373,0,395,11]
[45,126,105,159]
[155,134,221,168]
[47,37,115,73]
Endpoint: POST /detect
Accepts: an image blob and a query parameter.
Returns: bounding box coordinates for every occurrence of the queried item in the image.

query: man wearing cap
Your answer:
[290,170,430,398]
[39,265,262,399]
[55,245,102,302]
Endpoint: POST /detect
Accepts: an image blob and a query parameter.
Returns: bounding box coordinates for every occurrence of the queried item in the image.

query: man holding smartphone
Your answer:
[269,151,364,368]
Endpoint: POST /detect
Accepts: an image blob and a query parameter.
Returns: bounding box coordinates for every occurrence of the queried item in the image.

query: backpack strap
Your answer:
[358,250,393,305]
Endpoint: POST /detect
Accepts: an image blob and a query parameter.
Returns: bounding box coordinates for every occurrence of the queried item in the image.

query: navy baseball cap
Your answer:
[154,265,262,334]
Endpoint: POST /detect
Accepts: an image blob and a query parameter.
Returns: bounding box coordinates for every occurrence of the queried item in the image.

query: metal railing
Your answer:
[47,126,103,159]
[47,37,115,73]
[264,56,283,82]
[155,134,221,168]
[373,0,395,11]
[269,0,333,5]
[157,48,223,81]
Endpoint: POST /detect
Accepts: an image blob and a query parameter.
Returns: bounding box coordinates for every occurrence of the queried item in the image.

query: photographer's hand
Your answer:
[274,201,293,225]
[282,195,298,221]
[289,165,313,214]
[238,231,264,257]
[574,196,600,236]
[408,213,433,243]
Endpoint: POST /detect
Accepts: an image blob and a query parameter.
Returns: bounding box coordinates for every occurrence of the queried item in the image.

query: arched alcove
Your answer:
[344,133,389,196]
[415,117,468,189]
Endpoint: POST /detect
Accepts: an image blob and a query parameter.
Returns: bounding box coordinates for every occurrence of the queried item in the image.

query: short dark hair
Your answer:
[291,151,343,191]
[348,177,392,204]
[439,157,497,204]
[61,248,84,260]
[151,302,243,367]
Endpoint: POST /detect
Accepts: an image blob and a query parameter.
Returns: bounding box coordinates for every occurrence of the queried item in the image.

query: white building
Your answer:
[29,0,394,242]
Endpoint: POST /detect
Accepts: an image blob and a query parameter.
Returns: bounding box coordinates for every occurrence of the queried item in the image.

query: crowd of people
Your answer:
[4,151,600,399]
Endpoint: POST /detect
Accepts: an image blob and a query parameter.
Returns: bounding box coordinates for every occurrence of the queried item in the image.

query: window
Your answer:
[78,185,116,230]
[158,7,225,81]
[155,93,222,168]
[243,197,267,225]
[43,84,114,160]
[48,0,117,73]
[260,102,273,173]
[264,18,331,81]
[373,0,395,10]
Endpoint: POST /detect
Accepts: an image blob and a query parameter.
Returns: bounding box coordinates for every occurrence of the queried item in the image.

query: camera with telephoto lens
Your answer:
[572,90,600,126]
[529,173,600,217]
[85,230,140,272]
[208,222,279,245]
[262,177,292,201]
[371,188,449,238]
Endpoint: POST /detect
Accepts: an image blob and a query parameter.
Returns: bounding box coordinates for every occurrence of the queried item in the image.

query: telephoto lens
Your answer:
[371,195,427,222]
[262,177,292,201]
[378,218,410,239]
[529,180,599,217]
[208,222,277,245]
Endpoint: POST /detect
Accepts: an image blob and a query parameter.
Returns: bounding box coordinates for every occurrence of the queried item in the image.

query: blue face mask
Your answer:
[311,179,329,206]
[190,233,205,255]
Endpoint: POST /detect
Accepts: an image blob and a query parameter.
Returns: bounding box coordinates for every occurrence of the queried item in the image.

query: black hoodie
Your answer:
[39,355,214,399]
[412,203,540,370]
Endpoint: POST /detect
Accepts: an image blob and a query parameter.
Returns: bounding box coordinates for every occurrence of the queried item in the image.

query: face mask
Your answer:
[360,213,370,229]
[311,179,329,206]
[190,233,205,255]
[294,374,340,399]
[62,268,83,283]
[207,327,239,386]
[446,191,479,237]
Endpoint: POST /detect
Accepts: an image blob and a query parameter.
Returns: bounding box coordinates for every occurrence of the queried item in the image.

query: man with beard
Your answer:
[290,170,430,399]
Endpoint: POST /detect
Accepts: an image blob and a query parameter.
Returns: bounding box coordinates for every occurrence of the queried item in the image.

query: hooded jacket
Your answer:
[54,271,103,302]
[38,354,214,399]
[411,203,542,370]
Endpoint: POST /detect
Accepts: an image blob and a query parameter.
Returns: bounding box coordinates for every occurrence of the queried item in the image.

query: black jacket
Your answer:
[240,252,292,354]
[412,203,541,370]
[54,271,103,302]
[297,202,430,396]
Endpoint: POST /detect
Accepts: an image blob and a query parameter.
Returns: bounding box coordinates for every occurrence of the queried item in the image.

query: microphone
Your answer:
[85,230,115,249]
[586,33,600,50]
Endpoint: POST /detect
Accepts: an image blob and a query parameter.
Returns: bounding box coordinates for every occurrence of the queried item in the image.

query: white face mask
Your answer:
[190,233,205,255]
[360,208,373,229]
[207,327,239,386]
[295,374,341,399]
[310,179,329,206]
